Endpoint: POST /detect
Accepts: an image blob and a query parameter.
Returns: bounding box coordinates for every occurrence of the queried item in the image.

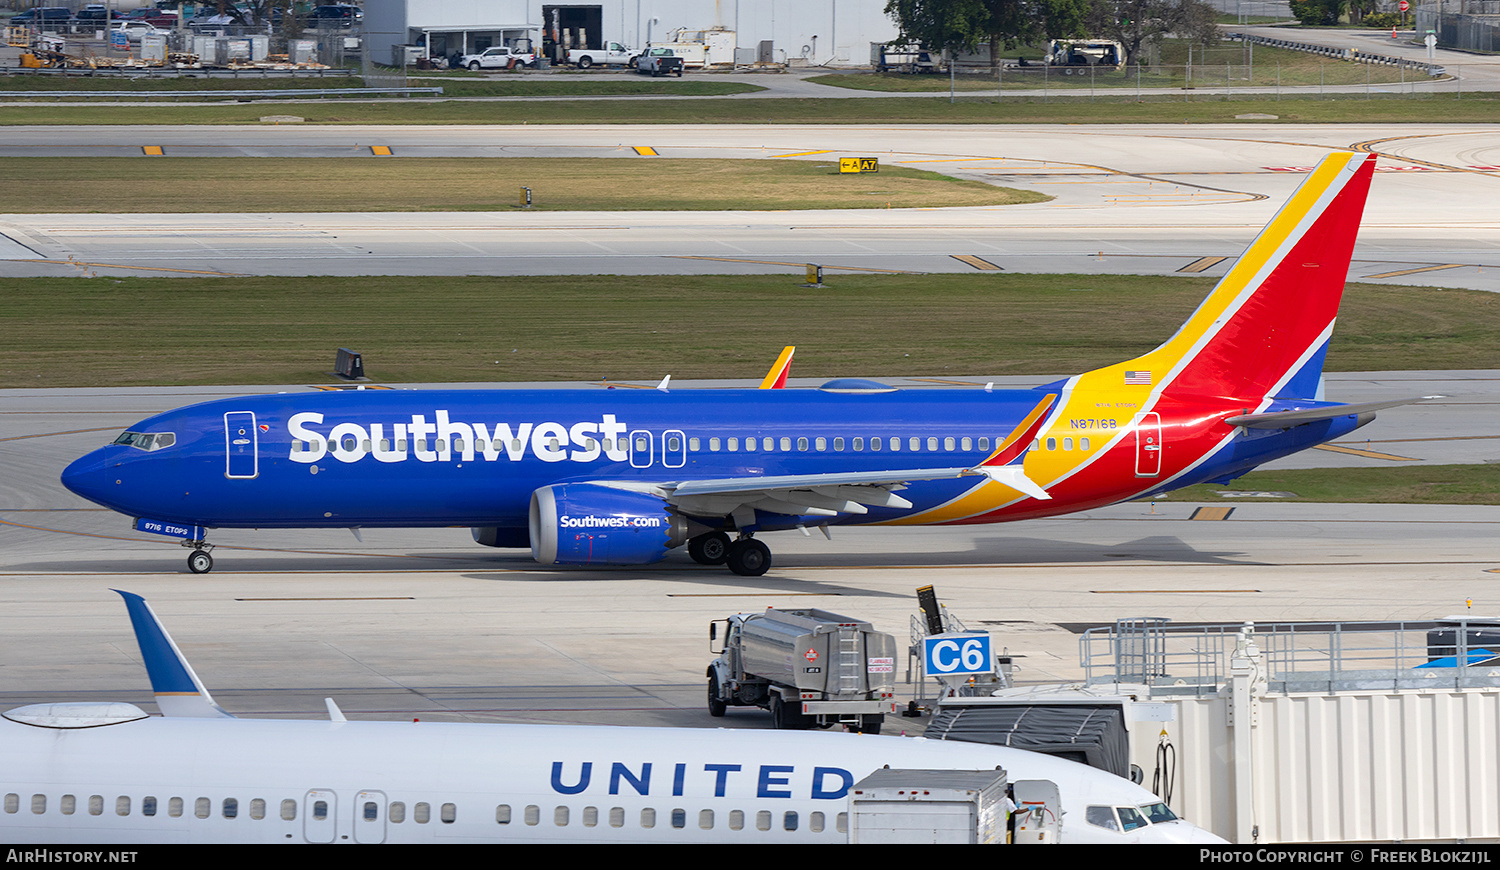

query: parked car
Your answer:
[9,7,72,27]
[305,4,362,27]
[459,45,537,71]
[635,46,684,77]
[74,5,118,23]
[111,21,168,42]
[118,7,178,27]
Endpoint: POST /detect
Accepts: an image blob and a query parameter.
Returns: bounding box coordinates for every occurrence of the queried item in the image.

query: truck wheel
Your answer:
[770,695,789,729]
[708,675,726,717]
[577,56,593,68]
[675,67,682,77]
[469,61,480,71]
[860,716,883,735]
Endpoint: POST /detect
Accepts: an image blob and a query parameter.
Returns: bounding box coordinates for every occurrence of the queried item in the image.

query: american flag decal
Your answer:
[1124,370,1152,385]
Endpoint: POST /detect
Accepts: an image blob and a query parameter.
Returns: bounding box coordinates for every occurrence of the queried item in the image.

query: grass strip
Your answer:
[1,275,1495,387]
[1168,464,1500,505]
[0,157,1047,213]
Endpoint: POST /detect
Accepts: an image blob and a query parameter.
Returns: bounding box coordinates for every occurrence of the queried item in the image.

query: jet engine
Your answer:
[529,483,690,566]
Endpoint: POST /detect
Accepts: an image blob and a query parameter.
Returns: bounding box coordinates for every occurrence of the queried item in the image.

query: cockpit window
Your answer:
[1139,802,1177,824]
[1085,806,1119,831]
[113,431,175,451]
[1117,805,1148,831]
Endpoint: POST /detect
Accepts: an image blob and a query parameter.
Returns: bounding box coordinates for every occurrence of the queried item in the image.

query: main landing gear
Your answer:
[183,540,215,574]
[687,531,771,577]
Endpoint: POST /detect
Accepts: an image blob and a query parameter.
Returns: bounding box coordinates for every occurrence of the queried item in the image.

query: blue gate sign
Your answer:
[110,30,129,50]
[135,518,204,540]
[924,632,994,676]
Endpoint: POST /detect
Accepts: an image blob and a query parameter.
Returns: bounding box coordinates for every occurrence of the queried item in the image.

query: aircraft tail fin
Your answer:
[759,346,795,389]
[1104,153,1376,402]
[113,590,233,719]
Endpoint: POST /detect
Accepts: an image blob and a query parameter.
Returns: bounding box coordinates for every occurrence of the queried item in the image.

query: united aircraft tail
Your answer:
[1099,152,1377,403]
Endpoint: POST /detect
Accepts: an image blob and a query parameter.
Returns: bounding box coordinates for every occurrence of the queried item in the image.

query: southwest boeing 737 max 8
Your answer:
[0,591,1223,843]
[62,153,1421,576]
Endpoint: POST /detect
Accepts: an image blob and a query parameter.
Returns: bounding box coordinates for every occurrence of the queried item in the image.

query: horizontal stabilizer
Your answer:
[1225,396,1440,429]
[113,590,233,719]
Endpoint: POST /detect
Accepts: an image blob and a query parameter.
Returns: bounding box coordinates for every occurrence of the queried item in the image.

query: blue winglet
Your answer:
[112,590,233,719]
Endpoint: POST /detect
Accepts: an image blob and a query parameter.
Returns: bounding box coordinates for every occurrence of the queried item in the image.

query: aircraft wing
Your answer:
[640,393,1057,522]
[1225,396,1440,429]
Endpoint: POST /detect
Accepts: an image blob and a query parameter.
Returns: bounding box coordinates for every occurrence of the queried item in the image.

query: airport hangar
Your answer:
[363,0,899,70]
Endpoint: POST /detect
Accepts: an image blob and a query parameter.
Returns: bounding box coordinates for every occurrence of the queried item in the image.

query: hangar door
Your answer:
[543,5,603,60]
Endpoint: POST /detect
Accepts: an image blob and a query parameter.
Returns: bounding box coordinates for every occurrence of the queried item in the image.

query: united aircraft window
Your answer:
[729,809,745,830]
[583,806,598,827]
[554,806,568,826]
[3,793,15,813]
[610,807,625,827]
[415,802,431,823]
[61,795,75,816]
[492,804,507,824]
[671,808,687,828]
[756,810,772,831]
[784,811,799,831]
[32,794,46,815]
[810,811,825,833]
[168,797,183,817]
[196,797,211,819]
[524,805,538,826]
[699,809,714,829]
[114,796,128,816]
[640,807,656,828]
[91,795,104,816]
[280,799,296,821]
[837,812,848,833]
[223,798,238,819]
[143,796,157,817]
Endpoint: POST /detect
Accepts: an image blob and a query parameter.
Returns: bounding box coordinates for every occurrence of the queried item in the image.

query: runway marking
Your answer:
[141,146,163,156]
[776,150,833,157]
[1189,507,1235,521]
[951,254,1002,271]
[632,146,658,156]
[670,256,921,274]
[666,592,834,597]
[1092,589,1260,594]
[309,384,393,391]
[1313,443,1420,461]
[0,427,119,442]
[908,378,985,386]
[1178,256,1229,273]
[370,145,393,156]
[13,259,245,276]
[590,381,656,389]
[1363,264,1465,280]
[235,597,414,601]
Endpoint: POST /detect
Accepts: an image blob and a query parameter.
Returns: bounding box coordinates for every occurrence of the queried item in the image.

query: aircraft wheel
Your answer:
[725,539,770,576]
[187,550,213,574]
[708,675,727,717]
[688,531,731,565]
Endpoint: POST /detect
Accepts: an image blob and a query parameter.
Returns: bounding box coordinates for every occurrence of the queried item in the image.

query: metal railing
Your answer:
[0,85,440,100]
[1081,618,1500,695]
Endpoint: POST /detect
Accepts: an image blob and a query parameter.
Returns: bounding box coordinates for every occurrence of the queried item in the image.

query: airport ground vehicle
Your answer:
[1045,39,1125,72]
[567,41,635,68]
[112,21,168,42]
[635,46,683,76]
[461,45,536,70]
[876,44,941,73]
[708,608,896,732]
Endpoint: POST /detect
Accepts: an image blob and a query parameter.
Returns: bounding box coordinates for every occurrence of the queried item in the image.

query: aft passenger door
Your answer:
[224,411,258,479]
[303,789,337,843]
[1134,412,1161,478]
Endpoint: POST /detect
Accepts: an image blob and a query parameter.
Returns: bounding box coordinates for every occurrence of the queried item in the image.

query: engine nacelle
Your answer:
[529,483,688,566]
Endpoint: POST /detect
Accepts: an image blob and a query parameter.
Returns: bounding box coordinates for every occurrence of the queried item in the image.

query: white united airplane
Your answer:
[0,592,1224,844]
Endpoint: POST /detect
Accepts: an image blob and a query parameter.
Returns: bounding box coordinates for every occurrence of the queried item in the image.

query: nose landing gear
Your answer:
[183,540,215,574]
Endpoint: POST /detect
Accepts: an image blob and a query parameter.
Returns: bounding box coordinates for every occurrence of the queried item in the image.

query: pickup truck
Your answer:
[459,46,536,71]
[634,47,683,77]
[567,41,635,69]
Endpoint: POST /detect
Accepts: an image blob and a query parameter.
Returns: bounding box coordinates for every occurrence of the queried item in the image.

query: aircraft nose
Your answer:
[61,448,124,508]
